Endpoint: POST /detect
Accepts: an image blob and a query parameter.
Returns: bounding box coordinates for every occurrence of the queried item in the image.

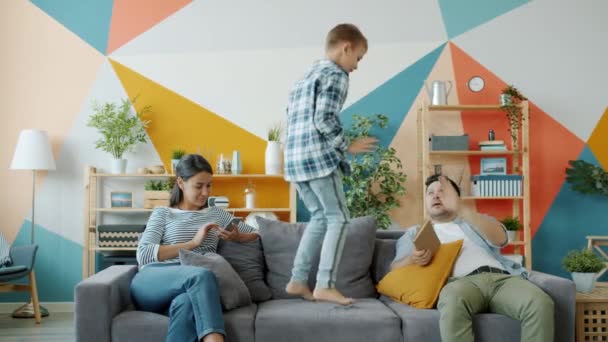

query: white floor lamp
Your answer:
[10,129,56,318]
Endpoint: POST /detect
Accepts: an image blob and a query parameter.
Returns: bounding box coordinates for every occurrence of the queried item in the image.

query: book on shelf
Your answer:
[479,140,505,146]
[471,174,522,197]
[480,144,507,151]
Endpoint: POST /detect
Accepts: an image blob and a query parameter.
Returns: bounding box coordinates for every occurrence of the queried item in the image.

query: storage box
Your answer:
[143,190,170,209]
[430,134,469,151]
[97,224,146,249]
[576,287,608,341]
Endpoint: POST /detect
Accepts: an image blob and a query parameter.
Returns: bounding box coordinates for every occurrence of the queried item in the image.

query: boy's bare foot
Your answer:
[286,281,315,301]
[313,287,354,305]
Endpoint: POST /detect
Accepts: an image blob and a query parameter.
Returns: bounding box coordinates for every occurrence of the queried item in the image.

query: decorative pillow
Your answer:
[376,239,463,309]
[0,233,11,267]
[217,239,272,302]
[179,250,252,310]
[257,216,377,299]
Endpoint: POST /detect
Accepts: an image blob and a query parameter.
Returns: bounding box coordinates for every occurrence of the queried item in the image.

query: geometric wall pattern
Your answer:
[2,0,608,302]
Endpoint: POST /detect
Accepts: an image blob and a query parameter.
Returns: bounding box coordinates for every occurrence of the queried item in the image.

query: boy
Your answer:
[284,23,378,305]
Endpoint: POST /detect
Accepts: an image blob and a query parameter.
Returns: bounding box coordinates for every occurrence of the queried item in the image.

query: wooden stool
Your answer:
[586,236,608,287]
[576,287,608,341]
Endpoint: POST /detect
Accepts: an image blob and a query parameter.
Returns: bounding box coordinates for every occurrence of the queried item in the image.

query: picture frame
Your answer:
[110,191,133,208]
[480,157,507,175]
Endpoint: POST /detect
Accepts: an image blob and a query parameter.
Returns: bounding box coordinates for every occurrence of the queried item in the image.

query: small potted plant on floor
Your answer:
[87,97,151,174]
[499,85,528,147]
[171,148,186,174]
[265,123,283,175]
[500,216,522,242]
[562,248,605,293]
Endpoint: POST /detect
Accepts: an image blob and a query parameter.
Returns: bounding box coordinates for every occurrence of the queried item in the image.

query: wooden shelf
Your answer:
[92,173,284,179]
[93,207,292,212]
[430,150,517,156]
[428,104,525,111]
[507,241,526,246]
[462,196,524,200]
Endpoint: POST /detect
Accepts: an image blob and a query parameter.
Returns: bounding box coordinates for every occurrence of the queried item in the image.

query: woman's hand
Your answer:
[191,223,220,246]
[218,223,241,242]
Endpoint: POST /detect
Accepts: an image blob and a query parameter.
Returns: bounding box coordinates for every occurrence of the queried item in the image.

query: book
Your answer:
[413,220,440,254]
[480,144,507,151]
[479,140,505,146]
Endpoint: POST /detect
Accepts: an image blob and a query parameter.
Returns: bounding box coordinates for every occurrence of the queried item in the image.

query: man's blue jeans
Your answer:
[130,263,225,342]
[291,170,350,288]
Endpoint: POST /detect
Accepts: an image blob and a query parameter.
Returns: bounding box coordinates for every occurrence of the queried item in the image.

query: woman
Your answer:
[131,154,259,342]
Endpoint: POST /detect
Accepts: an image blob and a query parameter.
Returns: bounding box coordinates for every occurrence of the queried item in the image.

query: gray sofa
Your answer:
[75,219,575,342]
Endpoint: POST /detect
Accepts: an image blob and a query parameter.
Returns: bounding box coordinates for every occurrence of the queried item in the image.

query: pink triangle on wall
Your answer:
[107,0,191,54]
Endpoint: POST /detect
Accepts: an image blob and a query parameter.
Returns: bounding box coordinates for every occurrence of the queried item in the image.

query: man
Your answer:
[391,174,554,342]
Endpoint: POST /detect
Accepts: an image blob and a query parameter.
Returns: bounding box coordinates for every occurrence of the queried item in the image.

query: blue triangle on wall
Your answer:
[533,146,608,281]
[31,0,113,54]
[439,0,529,39]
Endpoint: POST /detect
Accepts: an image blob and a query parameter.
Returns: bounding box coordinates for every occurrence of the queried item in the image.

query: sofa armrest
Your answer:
[75,265,138,342]
[528,271,575,342]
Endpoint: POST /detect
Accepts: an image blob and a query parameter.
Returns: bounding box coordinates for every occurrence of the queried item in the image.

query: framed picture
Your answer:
[110,192,133,208]
[480,158,507,175]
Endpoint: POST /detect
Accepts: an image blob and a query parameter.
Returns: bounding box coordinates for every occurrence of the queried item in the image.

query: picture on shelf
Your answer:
[480,157,507,175]
[110,192,133,208]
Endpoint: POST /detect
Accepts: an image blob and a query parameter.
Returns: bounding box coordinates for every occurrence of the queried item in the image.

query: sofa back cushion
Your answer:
[257,216,378,299]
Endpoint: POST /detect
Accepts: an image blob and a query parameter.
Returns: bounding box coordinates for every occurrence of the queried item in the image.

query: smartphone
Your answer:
[223,217,242,232]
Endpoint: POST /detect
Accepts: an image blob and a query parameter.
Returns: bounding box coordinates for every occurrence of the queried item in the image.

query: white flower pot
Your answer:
[171,159,180,175]
[265,141,282,175]
[571,272,597,293]
[507,230,518,242]
[111,158,127,174]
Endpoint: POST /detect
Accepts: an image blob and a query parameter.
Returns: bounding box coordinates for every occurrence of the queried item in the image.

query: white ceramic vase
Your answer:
[111,158,127,174]
[571,272,596,293]
[507,230,518,242]
[265,141,282,175]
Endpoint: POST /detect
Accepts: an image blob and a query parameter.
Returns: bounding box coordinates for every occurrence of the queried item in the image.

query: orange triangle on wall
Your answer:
[109,59,267,174]
[107,0,192,54]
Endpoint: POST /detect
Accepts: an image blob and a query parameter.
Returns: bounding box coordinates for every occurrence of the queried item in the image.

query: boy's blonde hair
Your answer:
[325,23,368,51]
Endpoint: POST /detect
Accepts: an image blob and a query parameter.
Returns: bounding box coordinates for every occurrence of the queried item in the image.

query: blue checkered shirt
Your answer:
[284,59,351,182]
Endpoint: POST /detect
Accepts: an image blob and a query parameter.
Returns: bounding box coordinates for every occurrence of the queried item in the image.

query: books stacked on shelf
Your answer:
[471,175,522,197]
[479,140,507,151]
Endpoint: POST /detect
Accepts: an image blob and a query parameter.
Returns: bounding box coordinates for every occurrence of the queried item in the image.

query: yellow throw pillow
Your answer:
[377,239,463,309]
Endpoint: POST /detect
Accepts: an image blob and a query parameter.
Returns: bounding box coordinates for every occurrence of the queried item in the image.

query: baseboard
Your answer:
[0,302,74,313]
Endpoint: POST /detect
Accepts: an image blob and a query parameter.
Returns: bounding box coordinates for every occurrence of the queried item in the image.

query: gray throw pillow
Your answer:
[179,250,251,310]
[217,239,272,302]
[257,216,378,299]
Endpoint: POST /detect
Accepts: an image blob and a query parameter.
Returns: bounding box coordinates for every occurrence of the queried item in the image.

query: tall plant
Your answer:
[343,114,407,229]
[565,159,608,196]
[87,97,151,159]
[500,85,528,145]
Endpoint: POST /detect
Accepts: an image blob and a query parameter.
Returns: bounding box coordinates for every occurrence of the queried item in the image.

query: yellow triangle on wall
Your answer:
[588,107,608,169]
[109,59,267,174]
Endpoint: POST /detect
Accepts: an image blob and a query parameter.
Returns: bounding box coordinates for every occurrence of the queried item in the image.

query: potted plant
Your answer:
[342,114,407,229]
[562,248,605,293]
[265,123,283,175]
[87,97,151,174]
[143,179,174,208]
[565,159,608,196]
[499,85,528,147]
[500,216,522,242]
[171,148,186,175]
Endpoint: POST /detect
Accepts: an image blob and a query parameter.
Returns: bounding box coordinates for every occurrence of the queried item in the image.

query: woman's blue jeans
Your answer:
[130,263,225,342]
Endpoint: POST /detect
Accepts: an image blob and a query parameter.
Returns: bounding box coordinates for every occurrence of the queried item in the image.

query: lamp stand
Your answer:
[12,170,49,319]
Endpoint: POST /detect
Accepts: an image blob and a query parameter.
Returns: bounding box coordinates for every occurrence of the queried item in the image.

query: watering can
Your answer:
[425,80,453,105]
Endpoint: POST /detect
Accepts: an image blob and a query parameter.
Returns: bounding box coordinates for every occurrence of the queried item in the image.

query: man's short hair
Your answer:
[425,174,461,197]
[326,23,368,51]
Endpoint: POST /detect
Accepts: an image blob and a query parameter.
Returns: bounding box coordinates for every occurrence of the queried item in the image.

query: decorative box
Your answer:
[143,191,170,209]
[430,134,469,151]
[97,224,146,248]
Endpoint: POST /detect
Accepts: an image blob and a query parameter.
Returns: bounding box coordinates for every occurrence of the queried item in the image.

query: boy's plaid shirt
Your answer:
[284,59,351,182]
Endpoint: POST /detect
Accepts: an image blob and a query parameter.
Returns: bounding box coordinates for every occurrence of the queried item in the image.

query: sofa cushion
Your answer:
[257,216,377,299]
[179,250,251,310]
[255,299,402,342]
[377,239,463,309]
[218,239,272,302]
[381,297,520,342]
[372,238,397,284]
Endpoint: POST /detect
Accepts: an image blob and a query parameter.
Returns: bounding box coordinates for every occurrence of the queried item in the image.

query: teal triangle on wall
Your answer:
[341,43,445,149]
[533,146,608,281]
[31,0,113,54]
[439,0,529,39]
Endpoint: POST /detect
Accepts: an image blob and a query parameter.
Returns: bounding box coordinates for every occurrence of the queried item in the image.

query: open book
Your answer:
[413,220,440,255]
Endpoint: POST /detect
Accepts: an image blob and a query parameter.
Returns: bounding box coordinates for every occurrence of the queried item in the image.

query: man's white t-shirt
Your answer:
[433,222,505,277]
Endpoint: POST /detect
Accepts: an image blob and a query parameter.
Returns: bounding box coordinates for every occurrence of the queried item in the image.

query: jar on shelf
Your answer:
[244,181,256,209]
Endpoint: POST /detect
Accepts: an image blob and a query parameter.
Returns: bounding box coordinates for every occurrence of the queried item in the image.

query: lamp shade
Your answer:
[10,129,56,170]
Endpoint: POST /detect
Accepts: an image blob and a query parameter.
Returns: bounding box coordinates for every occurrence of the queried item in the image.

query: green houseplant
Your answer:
[500,216,522,242]
[562,249,605,293]
[87,97,151,174]
[565,159,608,196]
[171,148,187,175]
[143,179,175,209]
[265,123,283,175]
[500,85,528,146]
[343,114,407,229]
